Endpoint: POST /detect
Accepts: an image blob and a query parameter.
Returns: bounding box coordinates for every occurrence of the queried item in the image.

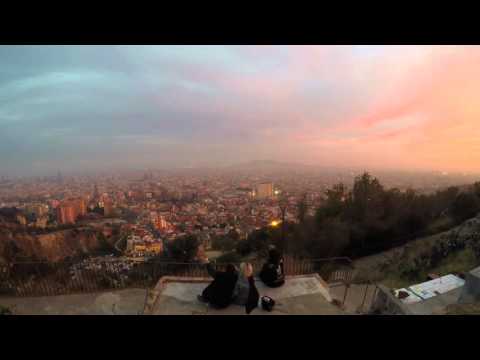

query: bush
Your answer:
[235,229,271,257]
[398,261,420,281]
[167,234,200,262]
[467,235,480,259]
[451,193,480,223]
[215,251,242,264]
[236,240,252,257]
[212,231,239,252]
[0,306,12,315]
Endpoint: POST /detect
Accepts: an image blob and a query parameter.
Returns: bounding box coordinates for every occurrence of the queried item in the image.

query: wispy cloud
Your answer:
[1,45,480,175]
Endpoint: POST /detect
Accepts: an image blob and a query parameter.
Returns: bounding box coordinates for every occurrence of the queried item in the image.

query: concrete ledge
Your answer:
[146,273,339,315]
[371,284,414,315]
[0,288,148,315]
[459,266,480,304]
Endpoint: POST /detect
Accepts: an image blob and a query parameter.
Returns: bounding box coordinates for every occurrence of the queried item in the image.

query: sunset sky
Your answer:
[1,45,480,175]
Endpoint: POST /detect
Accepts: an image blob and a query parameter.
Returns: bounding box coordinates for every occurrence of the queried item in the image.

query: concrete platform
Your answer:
[329,283,376,314]
[149,274,346,315]
[0,288,148,315]
[406,287,463,315]
[0,275,347,315]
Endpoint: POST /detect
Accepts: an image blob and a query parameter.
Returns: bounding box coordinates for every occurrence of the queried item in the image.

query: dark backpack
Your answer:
[260,261,285,286]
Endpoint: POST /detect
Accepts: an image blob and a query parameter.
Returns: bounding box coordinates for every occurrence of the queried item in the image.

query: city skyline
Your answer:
[2,45,480,176]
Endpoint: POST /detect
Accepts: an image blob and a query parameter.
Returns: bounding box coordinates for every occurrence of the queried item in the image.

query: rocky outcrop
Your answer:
[0,220,111,262]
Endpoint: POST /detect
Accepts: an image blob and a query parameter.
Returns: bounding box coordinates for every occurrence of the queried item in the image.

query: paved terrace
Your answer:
[0,276,346,315]
[0,288,147,315]
[145,274,347,315]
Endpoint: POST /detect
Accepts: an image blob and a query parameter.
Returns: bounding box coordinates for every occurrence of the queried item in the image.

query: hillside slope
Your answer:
[353,215,480,285]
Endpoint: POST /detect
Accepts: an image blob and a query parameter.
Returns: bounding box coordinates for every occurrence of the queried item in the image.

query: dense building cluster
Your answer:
[1,167,479,262]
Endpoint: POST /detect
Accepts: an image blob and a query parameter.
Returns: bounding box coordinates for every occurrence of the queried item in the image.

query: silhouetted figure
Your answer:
[198,260,238,309]
[259,247,285,288]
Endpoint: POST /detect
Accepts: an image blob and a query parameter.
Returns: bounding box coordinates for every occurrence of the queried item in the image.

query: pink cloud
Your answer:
[150,46,480,172]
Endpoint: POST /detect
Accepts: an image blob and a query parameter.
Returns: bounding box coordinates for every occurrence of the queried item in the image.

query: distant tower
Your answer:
[57,171,63,184]
[93,184,100,200]
[103,199,114,217]
[255,183,274,199]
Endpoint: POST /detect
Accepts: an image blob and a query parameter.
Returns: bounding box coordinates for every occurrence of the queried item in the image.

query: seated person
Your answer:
[197,256,238,309]
[232,262,260,314]
[259,246,285,288]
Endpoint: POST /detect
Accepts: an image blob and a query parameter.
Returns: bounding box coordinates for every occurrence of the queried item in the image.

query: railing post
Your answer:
[34,263,45,296]
[360,283,370,313]
[368,285,379,314]
[342,283,350,307]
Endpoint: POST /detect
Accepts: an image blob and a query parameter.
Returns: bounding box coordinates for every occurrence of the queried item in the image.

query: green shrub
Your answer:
[215,251,242,264]
[0,306,12,315]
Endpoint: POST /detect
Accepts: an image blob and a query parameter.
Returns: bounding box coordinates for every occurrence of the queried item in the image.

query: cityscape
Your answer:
[2,165,478,261]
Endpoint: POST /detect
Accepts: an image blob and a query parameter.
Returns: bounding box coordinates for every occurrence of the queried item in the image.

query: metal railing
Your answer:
[0,256,354,298]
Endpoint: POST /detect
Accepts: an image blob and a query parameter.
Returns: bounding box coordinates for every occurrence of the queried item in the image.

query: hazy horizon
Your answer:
[2,45,480,176]
[3,159,480,181]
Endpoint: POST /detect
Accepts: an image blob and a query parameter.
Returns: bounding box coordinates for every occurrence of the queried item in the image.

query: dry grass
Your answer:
[352,217,480,289]
[429,248,477,276]
[425,217,455,235]
[379,248,478,289]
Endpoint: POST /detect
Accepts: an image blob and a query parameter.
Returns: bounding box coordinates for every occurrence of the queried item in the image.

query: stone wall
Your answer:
[458,266,480,304]
[369,284,413,315]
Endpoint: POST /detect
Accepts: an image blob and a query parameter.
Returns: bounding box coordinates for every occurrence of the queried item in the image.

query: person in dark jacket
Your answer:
[233,262,260,314]
[197,257,238,309]
[259,246,285,288]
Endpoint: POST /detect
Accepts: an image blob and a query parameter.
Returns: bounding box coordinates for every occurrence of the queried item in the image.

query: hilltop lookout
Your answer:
[144,274,344,315]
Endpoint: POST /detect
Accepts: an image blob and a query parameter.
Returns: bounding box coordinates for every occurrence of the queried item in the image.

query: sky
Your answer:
[1,45,480,176]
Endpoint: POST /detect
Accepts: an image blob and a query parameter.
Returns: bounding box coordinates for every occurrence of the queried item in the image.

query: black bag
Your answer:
[261,296,275,312]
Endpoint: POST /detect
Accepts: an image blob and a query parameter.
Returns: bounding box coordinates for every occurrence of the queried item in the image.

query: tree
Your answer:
[216,251,242,264]
[235,240,252,257]
[474,182,480,199]
[321,183,347,219]
[97,232,112,253]
[289,217,315,257]
[297,193,308,224]
[433,187,460,217]
[307,217,349,258]
[212,230,239,252]
[401,213,425,236]
[278,195,288,252]
[236,229,271,257]
[1,240,21,263]
[381,188,402,220]
[167,235,200,262]
[351,173,384,223]
[227,229,240,243]
[450,192,480,223]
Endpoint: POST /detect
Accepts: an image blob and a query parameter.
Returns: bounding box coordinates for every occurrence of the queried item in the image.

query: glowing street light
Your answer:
[270,220,280,227]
